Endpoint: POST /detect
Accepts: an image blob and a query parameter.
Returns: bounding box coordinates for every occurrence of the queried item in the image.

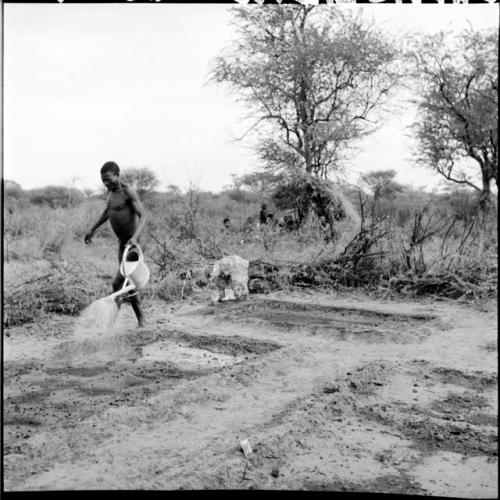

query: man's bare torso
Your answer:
[107,185,138,243]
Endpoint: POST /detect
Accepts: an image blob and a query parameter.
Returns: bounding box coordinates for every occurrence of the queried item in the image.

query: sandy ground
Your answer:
[3,290,498,495]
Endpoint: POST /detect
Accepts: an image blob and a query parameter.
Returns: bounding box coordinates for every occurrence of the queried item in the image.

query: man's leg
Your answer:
[116,242,145,327]
[112,267,126,305]
[130,293,145,328]
[112,244,126,306]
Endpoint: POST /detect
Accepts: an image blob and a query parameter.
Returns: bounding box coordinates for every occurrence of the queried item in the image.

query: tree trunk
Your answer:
[298,78,313,173]
[479,168,492,211]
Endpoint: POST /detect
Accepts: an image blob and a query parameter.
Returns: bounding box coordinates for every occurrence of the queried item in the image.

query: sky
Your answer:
[3,3,499,194]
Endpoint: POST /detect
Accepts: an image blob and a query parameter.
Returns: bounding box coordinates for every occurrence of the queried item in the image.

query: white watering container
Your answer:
[107,243,150,300]
[119,243,150,289]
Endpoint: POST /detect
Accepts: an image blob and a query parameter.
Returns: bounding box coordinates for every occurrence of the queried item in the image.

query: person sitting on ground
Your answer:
[284,213,296,231]
[222,217,237,232]
[84,161,147,328]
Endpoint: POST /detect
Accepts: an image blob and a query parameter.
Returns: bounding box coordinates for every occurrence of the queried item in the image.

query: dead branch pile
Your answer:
[4,260,108,328]
[248,260,282,294]
[289,218,390,288]
[388,264,497,300]
[246,216,496,301]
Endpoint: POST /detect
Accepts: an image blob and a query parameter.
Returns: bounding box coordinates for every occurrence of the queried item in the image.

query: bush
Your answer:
[4,180,25,198]
[28,185,85,208]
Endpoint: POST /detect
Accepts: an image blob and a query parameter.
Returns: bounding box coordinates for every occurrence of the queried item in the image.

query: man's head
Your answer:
[223,217,231,228]
[261,203,267,210]
[100,161,120,191]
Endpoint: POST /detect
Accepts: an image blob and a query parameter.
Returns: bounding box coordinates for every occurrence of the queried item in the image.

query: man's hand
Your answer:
[127,237,138,248]
[84,231,94,244]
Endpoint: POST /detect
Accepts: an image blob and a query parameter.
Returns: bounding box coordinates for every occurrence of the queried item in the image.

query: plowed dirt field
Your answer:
[3,290,498,495]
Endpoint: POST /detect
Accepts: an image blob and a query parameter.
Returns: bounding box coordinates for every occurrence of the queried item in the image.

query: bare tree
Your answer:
[121,167,160,196]
[411,26,498,209]
[211,5,403,181]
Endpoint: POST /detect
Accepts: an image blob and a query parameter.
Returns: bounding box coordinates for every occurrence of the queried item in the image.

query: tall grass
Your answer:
[3,186,497,327]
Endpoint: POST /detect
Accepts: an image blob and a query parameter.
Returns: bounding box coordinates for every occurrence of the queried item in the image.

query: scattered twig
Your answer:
[10,273,53,291]
[240,462,250,482]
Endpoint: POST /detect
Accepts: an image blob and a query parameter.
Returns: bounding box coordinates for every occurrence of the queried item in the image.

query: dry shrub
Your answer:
[384,214,497,300]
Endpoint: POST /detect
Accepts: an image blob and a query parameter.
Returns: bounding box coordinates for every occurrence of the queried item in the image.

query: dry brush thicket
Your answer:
[3,186,497,328]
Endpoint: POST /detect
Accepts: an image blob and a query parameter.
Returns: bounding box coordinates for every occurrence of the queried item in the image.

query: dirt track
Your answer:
[3,290,498,495]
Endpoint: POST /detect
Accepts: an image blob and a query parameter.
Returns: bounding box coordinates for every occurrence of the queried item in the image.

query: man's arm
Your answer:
[84,208,109,244]
[125,186,146,246]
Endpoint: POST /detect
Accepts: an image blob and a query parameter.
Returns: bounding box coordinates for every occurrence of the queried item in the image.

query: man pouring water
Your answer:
[84,161,147,327]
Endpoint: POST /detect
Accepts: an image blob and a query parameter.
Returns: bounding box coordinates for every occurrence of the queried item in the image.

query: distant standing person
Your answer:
[84,161,147,327]
[259,203,268,225]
